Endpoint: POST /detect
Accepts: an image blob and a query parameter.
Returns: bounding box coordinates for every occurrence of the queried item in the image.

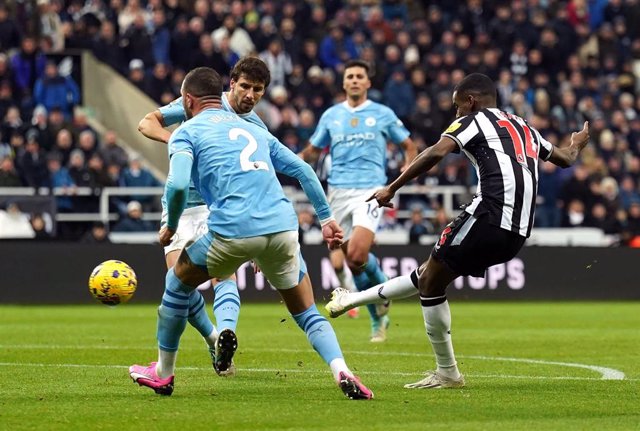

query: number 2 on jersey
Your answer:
[497,120,537,164]
[229,128,269,172]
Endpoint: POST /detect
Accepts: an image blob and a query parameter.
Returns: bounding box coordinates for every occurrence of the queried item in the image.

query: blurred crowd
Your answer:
[1,0,640,245]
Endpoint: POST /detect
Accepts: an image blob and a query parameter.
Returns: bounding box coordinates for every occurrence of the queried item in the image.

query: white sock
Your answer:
[204,328,219,348]
[156,349,177,378]
[329,357,351,382]
[336,266,357,293]
[348,275,418,308]
[420,297,461,380]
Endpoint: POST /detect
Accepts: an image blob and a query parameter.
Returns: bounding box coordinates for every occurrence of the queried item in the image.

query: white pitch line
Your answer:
[463,355,626,381]
[0,345,626,381]
[0,362,635,382]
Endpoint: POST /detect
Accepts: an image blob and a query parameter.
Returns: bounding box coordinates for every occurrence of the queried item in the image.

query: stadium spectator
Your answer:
[112,200,154,232]
[119,157,162,209]
[92,20,126,75]
[81,221,111,243]
[0,156,20,187]
[0,4,21,51]
[45,152,75,211]
[319,21,357,71]
[11,36,46,99]
[259,38,292,88]
[211,14,254,57]
[406,207,433,244]
[99,130,128,169]
[33,61,80,120]
[121,13,155,71]
[18,133,48,188]
[30,212,51,240]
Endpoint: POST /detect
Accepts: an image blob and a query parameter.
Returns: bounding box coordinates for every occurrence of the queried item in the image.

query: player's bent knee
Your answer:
[345,251,368,270]
[174,250,209,287]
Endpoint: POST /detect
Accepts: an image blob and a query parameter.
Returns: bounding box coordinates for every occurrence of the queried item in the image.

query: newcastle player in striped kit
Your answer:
[326,73,590,389]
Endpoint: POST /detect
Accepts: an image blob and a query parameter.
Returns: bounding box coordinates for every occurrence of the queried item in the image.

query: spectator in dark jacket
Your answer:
[18,133,48,188]
[112,200,154,232]
[0,4,21,51]
[0,156,21,187]
[92,20,127,75]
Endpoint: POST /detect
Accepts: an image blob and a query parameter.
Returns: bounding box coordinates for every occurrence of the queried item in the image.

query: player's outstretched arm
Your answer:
[400,137,419,171]
[368,136,458,208]
[138,110,172,144]
[271,139,340,244]
[547,121,590,168]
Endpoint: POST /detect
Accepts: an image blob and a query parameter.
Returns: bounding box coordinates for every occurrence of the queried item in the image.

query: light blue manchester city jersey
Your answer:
[168,108,331,238]
[159,93,267,216]
[309,100,410,188]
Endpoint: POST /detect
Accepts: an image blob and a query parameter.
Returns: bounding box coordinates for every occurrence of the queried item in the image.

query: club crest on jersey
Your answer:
[445,121,462,134]
[350,117,359,127]
[436,226,452,248]
[365,117,376,127]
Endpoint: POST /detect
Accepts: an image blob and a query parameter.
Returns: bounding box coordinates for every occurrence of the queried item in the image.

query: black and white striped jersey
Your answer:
[442,108,554,238]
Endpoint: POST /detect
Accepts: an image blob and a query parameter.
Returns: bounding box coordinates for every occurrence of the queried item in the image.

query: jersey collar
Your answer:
[342,99,372,113]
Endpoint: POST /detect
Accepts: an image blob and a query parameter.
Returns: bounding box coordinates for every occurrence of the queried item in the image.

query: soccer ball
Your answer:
[88,260,137,306]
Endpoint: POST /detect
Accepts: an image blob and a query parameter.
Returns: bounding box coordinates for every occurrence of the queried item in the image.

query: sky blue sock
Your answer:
[364,253,387,285]
[292,304,343,365]
[157,268,192,352]
[213,279,241,332]
[353,271,379,322]
[188,291,215,338]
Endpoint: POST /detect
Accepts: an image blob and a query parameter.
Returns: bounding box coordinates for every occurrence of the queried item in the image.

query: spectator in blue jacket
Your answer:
[46,152,75,212]
[11,36,46,99]
[119,157,162,209]
[383,66,415,125]
[34,62,80,120]
[319,21,358,71]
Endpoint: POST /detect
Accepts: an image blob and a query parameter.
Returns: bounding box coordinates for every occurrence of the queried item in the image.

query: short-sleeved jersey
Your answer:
[309,100,410,189]
[169,108,317,238]
[159,93,267,221]
[442,108,554,238]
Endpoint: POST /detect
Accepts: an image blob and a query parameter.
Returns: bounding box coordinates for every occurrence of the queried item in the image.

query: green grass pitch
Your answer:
[1,302,639,430]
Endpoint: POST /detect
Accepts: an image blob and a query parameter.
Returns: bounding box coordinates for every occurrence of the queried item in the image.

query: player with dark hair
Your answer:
[326,73,590,388]
[130,67,373,400]
[299,59,418,342]
[136,56,271,377]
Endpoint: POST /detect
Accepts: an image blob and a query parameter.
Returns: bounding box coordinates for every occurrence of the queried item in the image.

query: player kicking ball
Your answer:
[326,73,590,389]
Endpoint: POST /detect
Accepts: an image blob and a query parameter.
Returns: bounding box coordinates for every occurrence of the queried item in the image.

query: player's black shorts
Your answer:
[431,211,526,277]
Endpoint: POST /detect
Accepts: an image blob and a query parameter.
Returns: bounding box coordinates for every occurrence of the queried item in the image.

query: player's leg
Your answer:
[325,271,419,317]
[329,248,359,318]
[344,227,390,342]
[205,235,259,376]
[402,256,464,389]
[209,275,241,377]
[211,274,241,334]
[256,233,373,399]
[130,234,212,395]
[165,249,219,351]
[405,212,525,389]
